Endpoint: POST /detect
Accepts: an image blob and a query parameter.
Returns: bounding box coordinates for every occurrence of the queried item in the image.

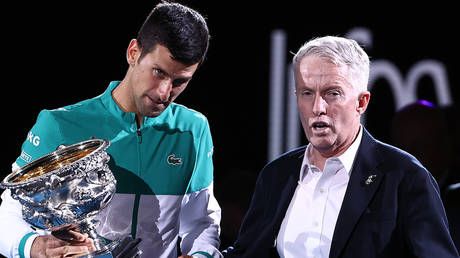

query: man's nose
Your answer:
[158,80,172,102]
[312,95,327,116]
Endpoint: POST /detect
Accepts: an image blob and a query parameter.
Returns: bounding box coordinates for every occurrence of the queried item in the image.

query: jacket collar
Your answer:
[100,81,173,132]
[272,147,306,244]
[329,127,384,258]
[300,125,364,181]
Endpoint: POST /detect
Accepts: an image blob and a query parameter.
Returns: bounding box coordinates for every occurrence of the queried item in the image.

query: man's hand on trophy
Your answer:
[30,231,96,258]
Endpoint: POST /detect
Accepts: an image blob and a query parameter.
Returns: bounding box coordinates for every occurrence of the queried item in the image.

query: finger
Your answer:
[46,245,90,257]
[52,229,87,242]
[46,236,73,249]
[64,249,91,258]
[85,238,97,253]
[48,232,88,248]
[70,238,96,252]
[67,230,87,241]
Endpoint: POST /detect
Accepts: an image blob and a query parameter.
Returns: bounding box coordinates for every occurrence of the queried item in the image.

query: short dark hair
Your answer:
[136,1,210,66]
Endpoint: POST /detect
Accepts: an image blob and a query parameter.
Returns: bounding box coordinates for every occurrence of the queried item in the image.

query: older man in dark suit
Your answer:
[223,36,459,258]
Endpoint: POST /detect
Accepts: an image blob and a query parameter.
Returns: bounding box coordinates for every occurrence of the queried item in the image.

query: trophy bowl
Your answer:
[0,139,117,256]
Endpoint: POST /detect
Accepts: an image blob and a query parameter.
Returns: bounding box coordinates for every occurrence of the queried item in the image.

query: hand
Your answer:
[178,255,194,258]
[31,230,96,258]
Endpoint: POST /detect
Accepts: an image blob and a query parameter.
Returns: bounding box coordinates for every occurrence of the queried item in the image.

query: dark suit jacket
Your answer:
[224,128,459,257]
[444,183,460,252]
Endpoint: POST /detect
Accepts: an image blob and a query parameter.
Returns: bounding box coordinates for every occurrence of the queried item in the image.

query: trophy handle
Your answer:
[78,218,105,250]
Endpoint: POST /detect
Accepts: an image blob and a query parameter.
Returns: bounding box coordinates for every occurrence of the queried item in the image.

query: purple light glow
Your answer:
[416,99,435,108]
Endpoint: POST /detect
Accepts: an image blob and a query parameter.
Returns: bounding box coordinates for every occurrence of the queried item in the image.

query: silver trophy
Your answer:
[1,139,119,257]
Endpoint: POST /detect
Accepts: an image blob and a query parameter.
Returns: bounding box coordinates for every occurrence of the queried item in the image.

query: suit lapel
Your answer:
[272,148,305,246]
[329,128,384,258]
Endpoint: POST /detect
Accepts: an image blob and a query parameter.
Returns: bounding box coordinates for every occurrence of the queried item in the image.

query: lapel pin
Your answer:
[365,174,377,185]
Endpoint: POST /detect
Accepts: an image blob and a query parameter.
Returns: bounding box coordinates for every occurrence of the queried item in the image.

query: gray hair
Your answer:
[293,36,370,93]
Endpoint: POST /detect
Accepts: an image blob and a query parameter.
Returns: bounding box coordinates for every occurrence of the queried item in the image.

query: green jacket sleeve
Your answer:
[186,117,214,193]
[15,110,64,167]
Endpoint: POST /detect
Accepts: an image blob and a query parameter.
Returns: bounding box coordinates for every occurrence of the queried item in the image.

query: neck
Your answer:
[308,149,329,171]
[112,79,132,112]
[309,125,361,171]
[112,79,143,129]
[135,115,143,129]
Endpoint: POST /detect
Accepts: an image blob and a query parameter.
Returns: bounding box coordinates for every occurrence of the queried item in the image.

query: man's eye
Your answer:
[327,90,340,96]
[154,68,165,76]
[297,91,314,100]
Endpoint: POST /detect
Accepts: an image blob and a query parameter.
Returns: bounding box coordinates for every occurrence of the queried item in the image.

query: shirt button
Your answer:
[319,188,325,193]
[313,221,319,227]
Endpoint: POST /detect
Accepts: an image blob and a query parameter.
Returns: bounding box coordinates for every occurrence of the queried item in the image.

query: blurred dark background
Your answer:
[1,1,459,252]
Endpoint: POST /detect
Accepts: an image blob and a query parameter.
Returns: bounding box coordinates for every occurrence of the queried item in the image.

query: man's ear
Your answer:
[126,39,141,66]
[357,91,371,115]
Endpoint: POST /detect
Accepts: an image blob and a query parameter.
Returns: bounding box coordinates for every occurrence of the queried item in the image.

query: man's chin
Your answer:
[142,104,170,118]
[309,138,334,152]
[139,108,164,118]
[146,110,164,118]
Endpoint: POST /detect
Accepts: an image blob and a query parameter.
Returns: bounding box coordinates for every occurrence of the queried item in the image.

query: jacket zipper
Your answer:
[136,128,142,174]
[132,118,142,238]
[137,128,142,144]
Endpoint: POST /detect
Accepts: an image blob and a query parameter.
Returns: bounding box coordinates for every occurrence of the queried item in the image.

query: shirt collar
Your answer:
[300,125,363,180]
[100,81,173,131]
[100,81,135,124]
[337,125,363,174]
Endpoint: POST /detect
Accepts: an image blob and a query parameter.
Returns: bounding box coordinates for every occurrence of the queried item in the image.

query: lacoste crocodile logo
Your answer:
[167,154,182,165]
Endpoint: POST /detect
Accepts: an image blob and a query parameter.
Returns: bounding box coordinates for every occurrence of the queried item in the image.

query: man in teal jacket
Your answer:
[0,2,221,258]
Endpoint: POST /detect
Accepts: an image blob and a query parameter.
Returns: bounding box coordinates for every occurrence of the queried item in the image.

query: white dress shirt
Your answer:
[276,126,363,258]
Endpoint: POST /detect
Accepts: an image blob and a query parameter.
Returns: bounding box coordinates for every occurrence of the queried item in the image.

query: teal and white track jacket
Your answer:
[0,81,222,258]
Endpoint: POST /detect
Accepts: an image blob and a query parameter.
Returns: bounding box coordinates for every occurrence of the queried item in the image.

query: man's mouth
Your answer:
[312,121,329,129]
[147,96,168,108]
